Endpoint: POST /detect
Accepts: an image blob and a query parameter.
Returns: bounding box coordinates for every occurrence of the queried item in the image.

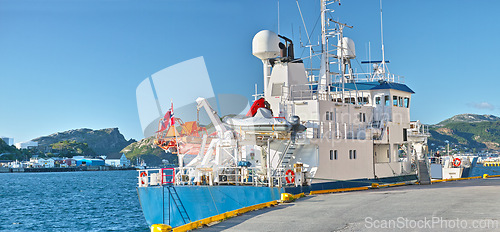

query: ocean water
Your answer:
[0,170,149,232]
[471,164,500,177]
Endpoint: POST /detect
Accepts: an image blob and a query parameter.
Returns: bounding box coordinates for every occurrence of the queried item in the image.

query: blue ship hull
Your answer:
[137,174,417,228]
[137,185,284,228]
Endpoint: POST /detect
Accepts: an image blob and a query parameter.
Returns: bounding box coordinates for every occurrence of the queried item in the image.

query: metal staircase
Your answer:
[166,186,191,224]
[278,141,295,167]
[417,159,431,185]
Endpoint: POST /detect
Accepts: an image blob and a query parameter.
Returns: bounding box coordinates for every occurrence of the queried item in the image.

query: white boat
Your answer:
[429,155,478,179]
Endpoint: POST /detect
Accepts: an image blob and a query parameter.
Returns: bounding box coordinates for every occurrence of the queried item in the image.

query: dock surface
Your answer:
[201,178,500,231]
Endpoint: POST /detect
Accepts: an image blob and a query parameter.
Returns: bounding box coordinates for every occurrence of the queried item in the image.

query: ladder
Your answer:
[280,141,295,167]
[271,140,295,177]
[166,186,191,224]
[417,159,431,185]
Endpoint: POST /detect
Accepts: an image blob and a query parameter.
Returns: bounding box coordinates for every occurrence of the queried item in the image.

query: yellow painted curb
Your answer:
[378,182,408,188]
[431,176,482,183]
[309,186,369,195]
[172,200,278,232]
[294,192,306,199]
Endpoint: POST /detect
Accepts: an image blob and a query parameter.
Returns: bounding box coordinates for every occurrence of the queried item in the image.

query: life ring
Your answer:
[285,169,295,184]
[452,158,461,167]
[140,172,148,185]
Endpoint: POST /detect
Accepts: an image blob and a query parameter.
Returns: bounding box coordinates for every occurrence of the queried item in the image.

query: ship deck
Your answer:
[199,177,500,231]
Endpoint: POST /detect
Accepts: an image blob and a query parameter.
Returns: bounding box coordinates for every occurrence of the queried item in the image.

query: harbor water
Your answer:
[0,170,149,231]
[472,164,500,177]
[0,165,498,231]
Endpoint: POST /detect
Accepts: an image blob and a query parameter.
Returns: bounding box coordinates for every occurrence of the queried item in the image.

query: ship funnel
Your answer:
[252,30,280,60]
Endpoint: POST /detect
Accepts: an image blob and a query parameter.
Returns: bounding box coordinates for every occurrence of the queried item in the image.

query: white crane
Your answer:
[195,97,226,136]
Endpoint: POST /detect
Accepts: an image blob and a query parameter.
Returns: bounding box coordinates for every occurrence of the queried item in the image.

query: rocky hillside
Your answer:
[121,136,177,166]
[436,114,500,126]
[33,128,135,156]
[429,114,500,152]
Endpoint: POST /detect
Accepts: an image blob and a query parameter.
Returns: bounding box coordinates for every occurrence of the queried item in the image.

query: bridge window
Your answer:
[404,97,410,108]
[393,96,398,106]
[385,96,390,106]
[326,111,330,120]
[345,97,355,104]
[399,97,403,107]
[349,150,352,159]
[375,96,381,105]
[357,97,369,105]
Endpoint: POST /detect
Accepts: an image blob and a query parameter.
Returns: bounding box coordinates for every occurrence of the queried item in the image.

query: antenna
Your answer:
[379,0,386,75]
[278,0,280,35]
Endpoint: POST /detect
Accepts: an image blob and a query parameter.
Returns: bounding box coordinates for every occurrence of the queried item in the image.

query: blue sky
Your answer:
[1,0,500,143]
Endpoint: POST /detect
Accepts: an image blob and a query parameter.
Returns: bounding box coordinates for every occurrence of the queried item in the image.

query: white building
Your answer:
[15,141,38,149]
[8,160,29,168]
[1,137,14,146]
[28,157,55,168]
[105,153,131,167]
[37,158,55,168]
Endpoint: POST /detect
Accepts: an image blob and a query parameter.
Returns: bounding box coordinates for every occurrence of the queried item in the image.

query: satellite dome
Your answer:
[252,30,280,60]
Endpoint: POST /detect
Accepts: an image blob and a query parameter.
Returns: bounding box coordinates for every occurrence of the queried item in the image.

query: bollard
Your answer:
[151,224,172,232]
[280,193,294,202]
[483,174,489,179]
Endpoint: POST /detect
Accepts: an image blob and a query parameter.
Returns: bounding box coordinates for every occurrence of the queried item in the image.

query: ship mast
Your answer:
[379,0,387,77]
[319,0,352,103]
[318,0,330,94]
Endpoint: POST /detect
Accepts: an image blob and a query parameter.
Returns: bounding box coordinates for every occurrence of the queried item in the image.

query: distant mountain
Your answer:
[33,128,135,156]
[436,114,500,126]
[121,136,177,166]
[429,114,500,152]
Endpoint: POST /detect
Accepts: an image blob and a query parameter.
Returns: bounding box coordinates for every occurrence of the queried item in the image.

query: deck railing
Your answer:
[138,166,294,188]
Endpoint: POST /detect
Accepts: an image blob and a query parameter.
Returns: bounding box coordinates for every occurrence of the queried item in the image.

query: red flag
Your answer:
[170,102,175,126]
[158,106,173,133]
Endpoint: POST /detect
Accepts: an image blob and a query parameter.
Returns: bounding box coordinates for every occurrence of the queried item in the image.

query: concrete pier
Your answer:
[201,178,500,231]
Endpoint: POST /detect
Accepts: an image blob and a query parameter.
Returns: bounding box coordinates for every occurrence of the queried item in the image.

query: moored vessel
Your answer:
[137,0,431,228]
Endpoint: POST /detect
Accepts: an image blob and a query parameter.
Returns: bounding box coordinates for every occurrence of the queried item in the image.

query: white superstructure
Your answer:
[248,0,429,183]
[145,0,430,189]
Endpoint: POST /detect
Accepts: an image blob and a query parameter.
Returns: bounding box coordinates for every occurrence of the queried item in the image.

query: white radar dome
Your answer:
[252,30,280,60]
[337,37,356,59]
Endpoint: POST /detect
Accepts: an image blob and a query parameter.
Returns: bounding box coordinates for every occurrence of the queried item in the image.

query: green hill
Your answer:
[120,136,177,166]
[0,139,21,160]
[429,114,500,153]
[33,128,135,156]
[436,114,500,126]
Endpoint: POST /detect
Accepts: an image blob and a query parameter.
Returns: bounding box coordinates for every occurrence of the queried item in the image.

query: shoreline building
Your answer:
[1,137,14,146]
[104,153,131,167]
[15,141,38,149]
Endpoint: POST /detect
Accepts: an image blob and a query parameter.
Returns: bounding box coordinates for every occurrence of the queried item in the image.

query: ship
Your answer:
[137,0,434,228]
